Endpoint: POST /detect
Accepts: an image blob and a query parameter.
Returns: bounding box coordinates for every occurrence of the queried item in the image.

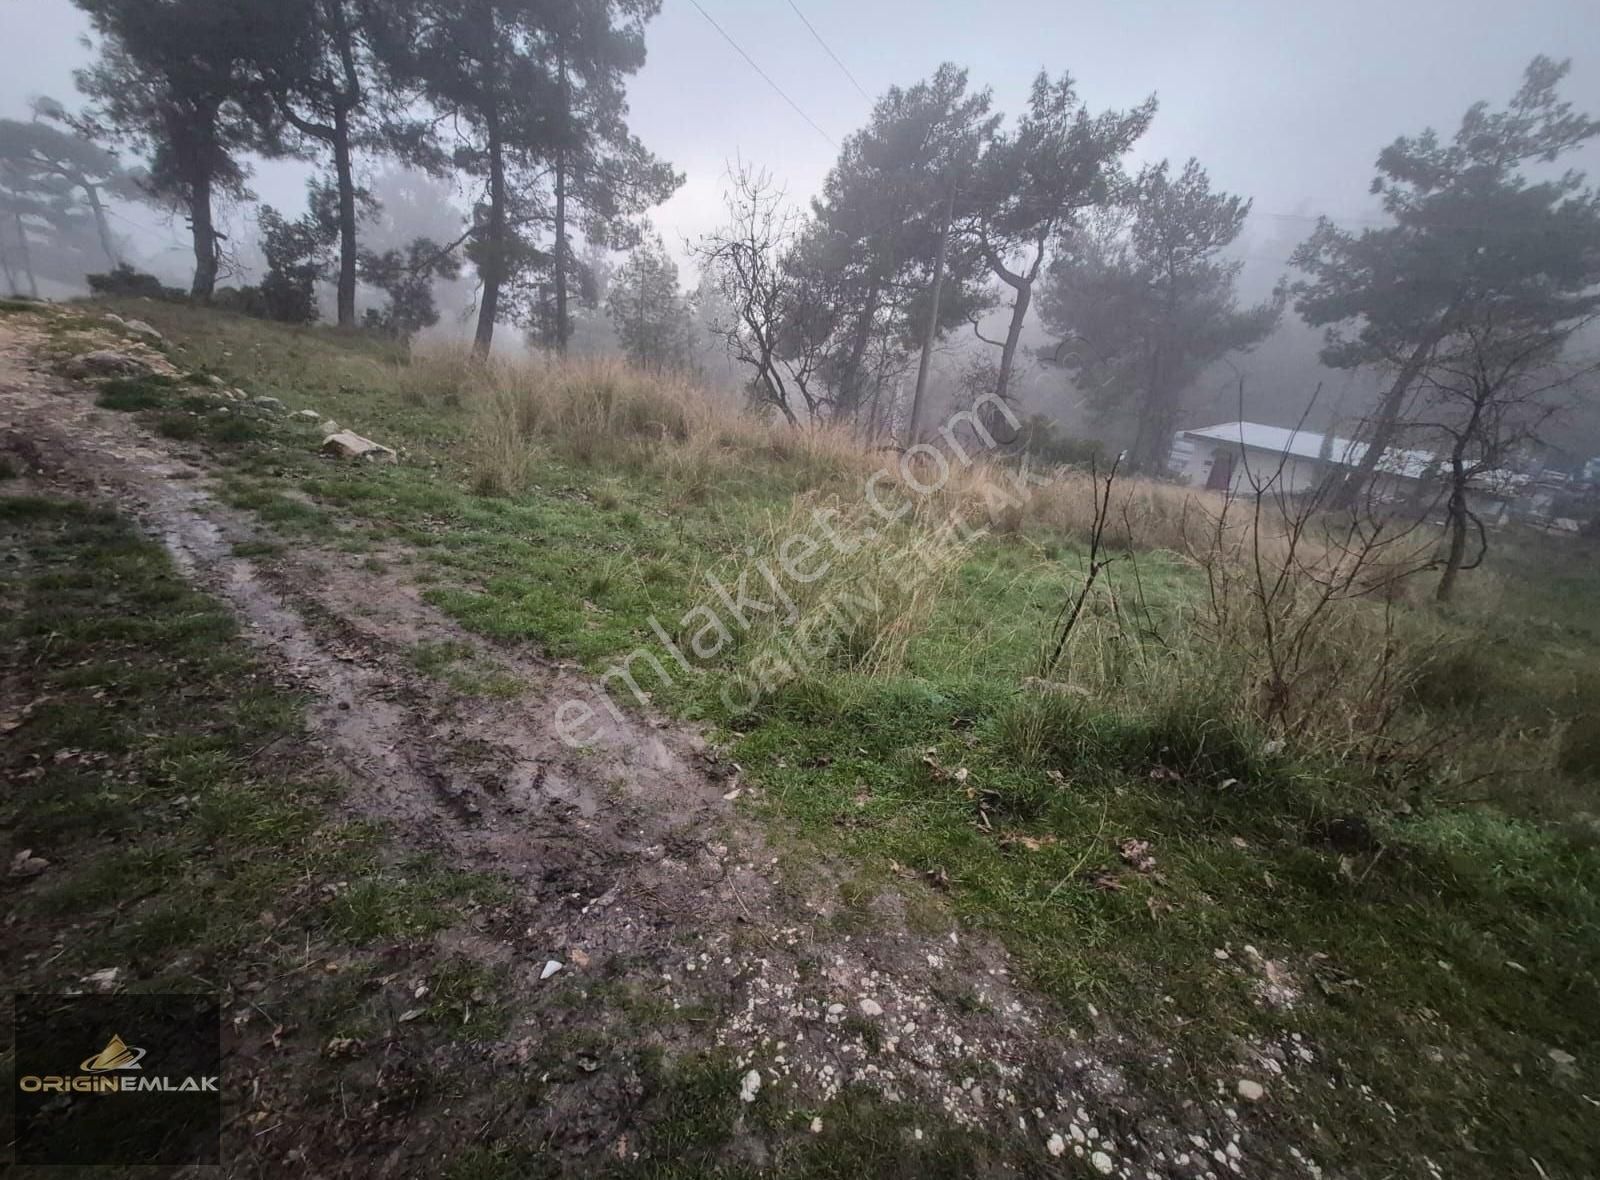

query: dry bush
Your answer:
[464,353,871,494]
[715,496,974,688]
[1028,455,1446,767]
[394,341,492,408]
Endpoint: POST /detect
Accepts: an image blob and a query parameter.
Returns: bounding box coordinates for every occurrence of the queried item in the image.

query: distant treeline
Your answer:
[3,5,1598,554]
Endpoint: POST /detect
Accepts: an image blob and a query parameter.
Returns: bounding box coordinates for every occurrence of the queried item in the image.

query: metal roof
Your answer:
[1178,421,1438,480]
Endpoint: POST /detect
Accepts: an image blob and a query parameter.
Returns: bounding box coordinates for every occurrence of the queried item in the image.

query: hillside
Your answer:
[3,297,1598,1178]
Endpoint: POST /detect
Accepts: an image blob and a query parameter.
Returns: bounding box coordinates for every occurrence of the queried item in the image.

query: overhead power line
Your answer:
[783,0,870,102]
[684,0,837,148]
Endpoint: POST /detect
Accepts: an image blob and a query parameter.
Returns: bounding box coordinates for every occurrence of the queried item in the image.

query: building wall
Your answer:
[1170,436,1326,496]
[1170,435,1443,504]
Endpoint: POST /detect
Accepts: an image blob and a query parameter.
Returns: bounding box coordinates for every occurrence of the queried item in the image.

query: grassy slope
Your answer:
[0,492,1027,1180]
[16,298,1600,1176]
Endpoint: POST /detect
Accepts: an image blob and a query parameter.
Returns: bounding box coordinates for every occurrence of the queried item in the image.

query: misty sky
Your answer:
[8,0,1597,293]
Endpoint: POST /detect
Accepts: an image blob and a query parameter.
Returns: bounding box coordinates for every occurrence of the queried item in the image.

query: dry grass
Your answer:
[460,351,869,495]
[704,496,975,712]
[457,350,1455,758]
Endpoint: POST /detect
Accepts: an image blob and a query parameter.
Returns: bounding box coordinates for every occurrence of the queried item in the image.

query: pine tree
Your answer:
[539,0,679,352]
[797,65,998,433]
[1041,160,1283,474]
[72,0,280,300]
[373,0,670,356]
[246,0,440,328]
[0,103,142,277]
[967,71,1153,403]
[606,232,690,372]
[1292,55,1600,509]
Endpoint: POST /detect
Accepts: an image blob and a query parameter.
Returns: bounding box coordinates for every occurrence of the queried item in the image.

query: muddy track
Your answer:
[0,319,1283,1179]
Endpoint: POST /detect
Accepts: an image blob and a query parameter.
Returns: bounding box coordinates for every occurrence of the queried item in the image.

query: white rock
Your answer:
[252,395,286,413]
[540,960,563,980]
[1236,1079,1265,1101]
[738,1069,761,1103]
[124,318,163,341]
[1047,1133,1066,1158]
[83,967,121,992]
[293,409,322,421]
[64,350,152,380]
[809,1116,823,1133]
[9,849,49,878]
[1091,1150,1115,1174]
[321,430,397,463]
[859,998,883,1017]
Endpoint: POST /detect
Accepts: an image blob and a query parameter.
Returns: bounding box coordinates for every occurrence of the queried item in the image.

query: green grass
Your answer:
[35,298,1600,1177]
[0,495,503,984]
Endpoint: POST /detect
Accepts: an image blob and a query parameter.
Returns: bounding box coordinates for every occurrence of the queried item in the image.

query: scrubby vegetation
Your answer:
[11,299,1600,1175]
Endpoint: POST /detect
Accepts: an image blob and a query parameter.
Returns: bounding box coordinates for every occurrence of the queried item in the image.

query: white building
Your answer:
[1169,421,1437,498]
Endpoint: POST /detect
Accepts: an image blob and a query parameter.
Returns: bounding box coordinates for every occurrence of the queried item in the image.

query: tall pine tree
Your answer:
[1292,55,1600,508]
[73,0,279,300]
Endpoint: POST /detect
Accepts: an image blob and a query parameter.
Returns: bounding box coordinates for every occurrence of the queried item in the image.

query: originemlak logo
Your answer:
[18,1028,216,1094]
[82,1033,147,1072]
[12,992,222,1165]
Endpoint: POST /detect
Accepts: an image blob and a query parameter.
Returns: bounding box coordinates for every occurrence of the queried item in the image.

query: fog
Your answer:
[6,0,1600,456]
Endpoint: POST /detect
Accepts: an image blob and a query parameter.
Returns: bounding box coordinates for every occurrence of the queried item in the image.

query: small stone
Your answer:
[252,395,286,413]
[738,1069,761,1103]
[83,967,121,992]
[322,430,397,463]
[1047,1133,1066,1158]
[809,1116,823,1134]
[1236,1079,1265,1101]
[859,998,883,1017]
[9,849,49,878]
[1091,1150,1115,1174]
[293,408,322,421]
[541,960,563,980]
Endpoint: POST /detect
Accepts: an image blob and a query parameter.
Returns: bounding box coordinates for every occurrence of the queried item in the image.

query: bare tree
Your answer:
[693,164,817,425]
[1415,307,1600,600]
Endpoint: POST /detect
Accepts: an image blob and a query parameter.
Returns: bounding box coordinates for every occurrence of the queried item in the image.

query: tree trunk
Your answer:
[13,214,38,298]
[995,278,1032,403]
[552,46,570,353]
[839,280,880,418]
[553,151,569,353]
[1435,399,1482,603]
[473,121,506,357]
[0,225,16,295]
[906,184,955,445]
[1330,329,1442,510]
[189,170,217,302]
[989,237,1045,404]
[332,108,358,329]
[82,182,120,268]
[1435,481,1469,603]
[1127,345,1168,475]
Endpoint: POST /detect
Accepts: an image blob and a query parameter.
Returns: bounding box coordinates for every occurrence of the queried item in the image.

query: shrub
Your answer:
[87,263,182,300]
[154,413,202,441]
[95,378,171,412]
